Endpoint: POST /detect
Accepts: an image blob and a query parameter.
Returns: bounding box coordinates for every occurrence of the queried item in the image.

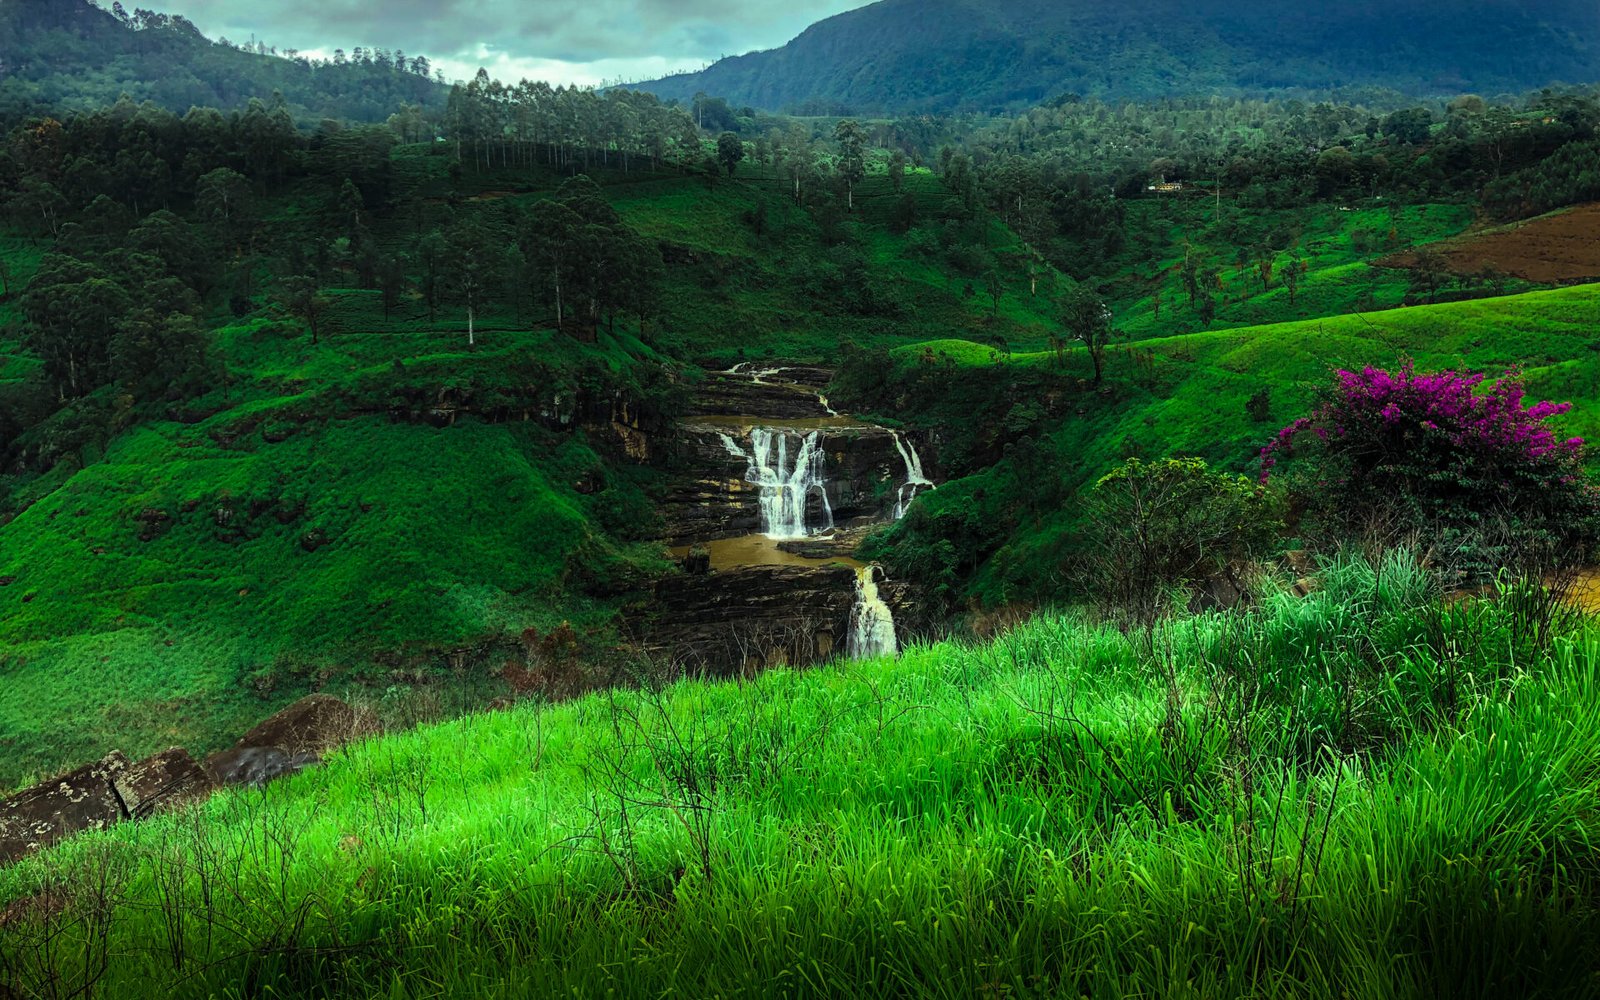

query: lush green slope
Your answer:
[635,0,1600,114]
[0,323,670,789]
[849,284,1600,603]
[0,0,445,122]
[3,556,1597,998]
[0,150,1064,789]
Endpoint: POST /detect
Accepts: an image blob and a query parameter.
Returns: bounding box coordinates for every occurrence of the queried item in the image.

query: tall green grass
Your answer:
[3,553,1596,998]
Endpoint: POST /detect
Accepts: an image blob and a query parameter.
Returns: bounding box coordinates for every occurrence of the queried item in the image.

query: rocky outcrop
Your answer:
[645,564,857,670]
[114,748,212,820]
[685,371,832,420]
[204,693,374,788]
[1,696,370,866]
[0,753,130,864]
[205,747,321,788]
[661,423,931,545]
[644,564,922,673]
[232,693,366,756]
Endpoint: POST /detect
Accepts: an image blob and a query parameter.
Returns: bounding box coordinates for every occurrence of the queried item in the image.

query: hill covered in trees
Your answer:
[635,0,1600,113]
[0,0,446,122]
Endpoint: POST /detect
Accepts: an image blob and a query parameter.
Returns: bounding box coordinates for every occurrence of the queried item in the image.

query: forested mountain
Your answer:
[0,0,446,122]
[635,0,1600,113]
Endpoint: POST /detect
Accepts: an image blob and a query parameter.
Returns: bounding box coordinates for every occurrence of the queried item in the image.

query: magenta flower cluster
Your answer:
[1259,362,1583,483]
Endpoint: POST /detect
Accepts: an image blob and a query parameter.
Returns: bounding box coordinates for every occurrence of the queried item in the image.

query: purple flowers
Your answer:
[1259,362,1584,484]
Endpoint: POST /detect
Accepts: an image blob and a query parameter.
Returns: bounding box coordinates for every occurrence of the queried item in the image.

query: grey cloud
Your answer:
[178,0,868,82]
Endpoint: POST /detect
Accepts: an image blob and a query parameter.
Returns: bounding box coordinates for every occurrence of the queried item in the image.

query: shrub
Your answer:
[1081,457,1282,623]
[1260,362,1600,573]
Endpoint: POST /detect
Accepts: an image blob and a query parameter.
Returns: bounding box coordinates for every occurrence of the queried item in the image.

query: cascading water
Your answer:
[719,428,835,539]
[892,432,934,520]
[847,565,898,659]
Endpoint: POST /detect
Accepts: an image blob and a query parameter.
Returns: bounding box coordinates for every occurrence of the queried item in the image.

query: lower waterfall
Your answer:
[892,433,934,520]
[847,565,898,659]
[719,428,834,539]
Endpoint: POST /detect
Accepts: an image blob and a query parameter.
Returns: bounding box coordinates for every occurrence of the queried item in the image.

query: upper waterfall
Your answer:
[892,433,934,520]
[719,428,835,539]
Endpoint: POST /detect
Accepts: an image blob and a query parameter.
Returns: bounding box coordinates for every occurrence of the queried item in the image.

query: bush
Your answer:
[1081,457,1282,623]
[1260,362,1600,575]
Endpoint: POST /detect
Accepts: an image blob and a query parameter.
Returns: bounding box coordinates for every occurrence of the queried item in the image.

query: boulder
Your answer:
[203,694,372,788]
[114,748,212,819]
[204,747,321,788]
[0,752,129,864]
[233,693,362,756]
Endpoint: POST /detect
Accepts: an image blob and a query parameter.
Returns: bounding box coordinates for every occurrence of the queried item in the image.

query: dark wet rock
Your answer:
[644,564,923,673]
[646,564,858,671]
[775,526,875,560]
[204,747,321,788]
[681,548,712,575]
[662,424,936,546]
[685,372,833,420]
[0,753,129,864]
[233,694,366,756]
[135,507,171,542]
[114,748,212,819]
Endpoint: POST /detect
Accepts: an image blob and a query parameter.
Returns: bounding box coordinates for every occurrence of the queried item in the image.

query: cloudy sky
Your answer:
[172,0,874,87]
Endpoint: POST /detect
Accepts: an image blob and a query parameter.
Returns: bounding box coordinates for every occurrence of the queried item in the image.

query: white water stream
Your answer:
[892,432,934,520]
[847,565,899,659]
[718,428,835,539]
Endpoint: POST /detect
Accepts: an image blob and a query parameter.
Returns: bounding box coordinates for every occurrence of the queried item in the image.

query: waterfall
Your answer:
[892,432,934,520]
[725,363,787,385]
[719,428,834,539]
[847,565,898,659]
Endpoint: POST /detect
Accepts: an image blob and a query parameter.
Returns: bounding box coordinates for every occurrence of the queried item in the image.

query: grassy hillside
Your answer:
[849,284,1600,603]
[0,129,1587,789]
[3,554,1597,998]
[0,327,671,789]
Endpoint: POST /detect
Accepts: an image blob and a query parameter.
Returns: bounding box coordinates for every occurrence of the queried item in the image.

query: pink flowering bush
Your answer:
[1260,362,1599,568]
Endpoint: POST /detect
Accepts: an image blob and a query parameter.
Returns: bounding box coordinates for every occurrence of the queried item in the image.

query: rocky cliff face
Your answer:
[644,365,936,673]
[643,564,920,673]
[659,422,929,545]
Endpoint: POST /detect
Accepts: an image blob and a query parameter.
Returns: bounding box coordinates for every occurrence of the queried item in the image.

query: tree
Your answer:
[277,275,328,344]
[523,199,583,328]
[444,220,500,346]
[984,268,1004,317]
[1261,363,1600,571]
[376,255,407,321]
[716,132,745,176]
[1409,248,1448,304]
[111,309,209,397]
[194,168,256,250]
[888,150,907,193]
[1059,282,1114,383]
[0,258,10,300]
[1281,256,1306,305]
[1382,107,1434,146]
[415,231,446,323]
[834,119,867,211]
[1082,457,1281,624]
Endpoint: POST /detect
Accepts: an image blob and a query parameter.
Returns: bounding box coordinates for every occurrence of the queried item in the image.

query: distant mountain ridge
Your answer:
[0,0,446,122]
[635,0,1600,113]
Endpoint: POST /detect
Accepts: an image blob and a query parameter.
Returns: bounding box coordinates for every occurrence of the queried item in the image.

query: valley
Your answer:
[3,1,1600,995]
